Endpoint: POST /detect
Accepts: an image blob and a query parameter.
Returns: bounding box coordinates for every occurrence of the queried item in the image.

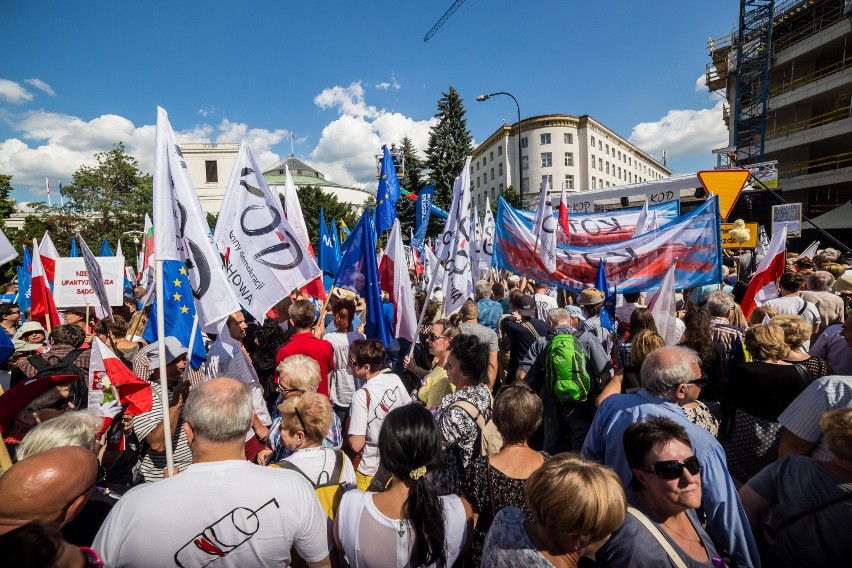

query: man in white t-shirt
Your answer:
[533,281,558,322]
[93,378,330,568]
[763,271,820,340]
[347,339,409,491]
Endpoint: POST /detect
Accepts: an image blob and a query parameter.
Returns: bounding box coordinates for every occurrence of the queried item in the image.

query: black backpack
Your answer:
[26,349,88,408]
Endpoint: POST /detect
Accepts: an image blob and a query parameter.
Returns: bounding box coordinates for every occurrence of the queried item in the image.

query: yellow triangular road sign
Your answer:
[697,170,751,220]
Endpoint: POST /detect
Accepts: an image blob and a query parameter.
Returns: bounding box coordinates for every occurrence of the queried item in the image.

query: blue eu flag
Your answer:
[375,146,400,236]
[332,210,391,346]
[69,237,79,257]
[595,260,618,333]
[99,238,113,257]
[142,260,206,369]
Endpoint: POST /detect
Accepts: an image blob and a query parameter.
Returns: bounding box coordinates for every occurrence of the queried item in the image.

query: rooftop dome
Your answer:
[262,155,325,180]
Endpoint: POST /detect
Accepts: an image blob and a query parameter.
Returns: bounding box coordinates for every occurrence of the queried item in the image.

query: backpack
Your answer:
[544,331,592,403]
[450,398,503,457]
[272,449,347,521]
[26,349,88,408]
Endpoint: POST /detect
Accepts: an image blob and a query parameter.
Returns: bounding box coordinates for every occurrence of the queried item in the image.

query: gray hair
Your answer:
[704,291,735,318]
[475,280,492,298]
[547,308,571,326]
[807,271,835,292]
[184,377,252,443]
[640,346,701,396]
[276,354,321,392]
[16,410,102,460]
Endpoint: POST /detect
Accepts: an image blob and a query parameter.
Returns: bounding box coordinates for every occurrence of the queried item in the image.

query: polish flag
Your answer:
[30,238,61,331]
[89,337,153,415]
[741,224,787,318]
[558,182,570,236]
[379,220,417,342]
[39,231,59,283]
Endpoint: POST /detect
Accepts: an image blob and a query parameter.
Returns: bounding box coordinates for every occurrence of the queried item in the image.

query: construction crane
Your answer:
[424,0,468,42]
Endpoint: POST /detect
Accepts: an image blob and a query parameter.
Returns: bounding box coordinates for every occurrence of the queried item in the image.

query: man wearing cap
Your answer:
[499,293,548,384]
[577,288,615,360]
[0,341,40,392]
[130,337,193,481]
[0,303,21,338]
[63,306,94,345]
[11,325,90,408]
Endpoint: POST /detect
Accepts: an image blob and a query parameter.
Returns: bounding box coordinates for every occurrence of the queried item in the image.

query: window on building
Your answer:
[476,161,480,171]
[599,158,603,170]
[591,155,596,169]
[521,137,528,149]
[564,152,574,167]
[628,157,632,166]
[498,163,503,176]
[205,160,218,183]
[617,167,621,179]
[629,172,632,183]
[498,183,503,192]
[565,174,575,190]
[541,174,553,188]
[492,187,498,200]
[491,168,495,181]
[605,144,609,156]
[591,135,596,147]
[497,146,503,156]
[591,177,597,189]
[477,194,482,206]
[541,152,552,168]
[599,140,603,151]
[521,155,529,170]
[490,151,494,162]
[522,177,530,193]
[477,176,481,188]
[540,133,551,145]
[606,163,610,175]
[564,133,573,144]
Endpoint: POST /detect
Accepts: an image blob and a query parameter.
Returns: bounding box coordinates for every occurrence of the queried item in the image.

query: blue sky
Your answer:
[0,0,739,204]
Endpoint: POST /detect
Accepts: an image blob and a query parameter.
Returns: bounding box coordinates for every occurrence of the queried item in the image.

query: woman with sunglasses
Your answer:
[405,319,461,410]
[596,417,723,567]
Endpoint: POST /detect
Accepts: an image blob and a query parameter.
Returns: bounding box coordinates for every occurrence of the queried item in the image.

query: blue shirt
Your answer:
[581,389,760,568]
[477,298,503,330]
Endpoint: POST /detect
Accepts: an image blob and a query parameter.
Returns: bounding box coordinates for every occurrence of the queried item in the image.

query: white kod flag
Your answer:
[532,177,551,236]
[383,220,417,343]
[214,142,321,321]
[441,157,474,315]
[534,183,558,274]
[77,234,113,320]
[282,164,313,256]
[423,245,445,295]
[481,196,495,278]
[437,163,471,262]
[154,107,240,332]
[0,227,16,266]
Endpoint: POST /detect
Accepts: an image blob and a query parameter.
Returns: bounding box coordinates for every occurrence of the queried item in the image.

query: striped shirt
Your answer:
[131,381,192,482]
[710,317,745,357]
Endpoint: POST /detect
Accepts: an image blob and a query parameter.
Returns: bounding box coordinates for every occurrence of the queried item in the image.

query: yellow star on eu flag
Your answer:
[173,292,181,301]
[180,305,189,314]
[179,266,188,275]
[173,279,181,287]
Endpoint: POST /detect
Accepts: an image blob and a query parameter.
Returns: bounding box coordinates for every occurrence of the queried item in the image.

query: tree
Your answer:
[282,185,358,252]
[397,136,425,237]
[0,174,15,232]
[425,86,473,210]
[60,143,152,251]
[501,185,521,210]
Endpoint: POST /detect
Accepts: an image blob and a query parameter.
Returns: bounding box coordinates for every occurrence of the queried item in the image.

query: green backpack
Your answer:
[544,331,592,403]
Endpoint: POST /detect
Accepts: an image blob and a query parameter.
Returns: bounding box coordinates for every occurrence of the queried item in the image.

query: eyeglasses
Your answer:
[293,405,307,433]
[686,374,709,389]
[277,384,303,396]
[637,455,701,480]
[427,333,448,342]
[38,396,72,411]
[348,358,362,368]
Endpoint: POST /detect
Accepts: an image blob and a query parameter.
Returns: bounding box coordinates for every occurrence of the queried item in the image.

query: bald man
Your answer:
[0,446,98,536]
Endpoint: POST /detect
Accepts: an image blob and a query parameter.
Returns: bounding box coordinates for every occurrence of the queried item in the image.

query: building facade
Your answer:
[470,114,670,211]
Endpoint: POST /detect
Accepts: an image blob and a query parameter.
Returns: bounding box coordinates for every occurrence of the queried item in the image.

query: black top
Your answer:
[728,361,812,421]
[500,317,548,382]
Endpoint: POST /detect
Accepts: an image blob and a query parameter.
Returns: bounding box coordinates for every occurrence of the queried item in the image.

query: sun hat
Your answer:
[577,288,605,306]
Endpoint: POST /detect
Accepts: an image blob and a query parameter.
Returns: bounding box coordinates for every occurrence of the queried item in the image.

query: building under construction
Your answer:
[706,0,852,222]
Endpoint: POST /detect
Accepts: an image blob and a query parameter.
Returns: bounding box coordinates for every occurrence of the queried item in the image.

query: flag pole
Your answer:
[182,314,198,383]
[408,260,444,358]
[155,259,175,474]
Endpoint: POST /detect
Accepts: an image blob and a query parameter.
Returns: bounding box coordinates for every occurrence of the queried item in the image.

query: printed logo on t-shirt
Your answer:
[174,498,280,567]
[368,388,400,428]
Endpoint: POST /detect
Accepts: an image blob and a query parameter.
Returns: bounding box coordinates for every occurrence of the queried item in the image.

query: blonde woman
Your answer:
[597,330,665,406]
[404,319,461,409]
[772,313,834,379]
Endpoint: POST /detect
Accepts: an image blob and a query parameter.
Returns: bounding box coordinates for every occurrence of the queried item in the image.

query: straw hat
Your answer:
[577,288,605,306]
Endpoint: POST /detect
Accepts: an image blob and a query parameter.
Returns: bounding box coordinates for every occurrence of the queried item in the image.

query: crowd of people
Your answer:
[1,246,851,567]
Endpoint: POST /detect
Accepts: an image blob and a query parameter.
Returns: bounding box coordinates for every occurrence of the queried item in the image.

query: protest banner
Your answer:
[772,203,802,237]
[53,256,124,308]
[721,222,758,248]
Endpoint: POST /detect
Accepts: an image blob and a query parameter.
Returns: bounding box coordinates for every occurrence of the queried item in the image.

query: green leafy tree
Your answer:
[397,136,426,237]
[501,185,521,210]
[282,185,358,252]
[0,174,16,232]
[425,86,473,210]
[61,142,152,251]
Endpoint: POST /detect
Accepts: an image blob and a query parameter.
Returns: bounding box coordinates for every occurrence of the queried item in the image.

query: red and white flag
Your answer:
[39,231,59,283]
[379,220,417,343]
[30,238,61,330]
[88,337,153,415]
[741,224,787,318]
[647,261,678,345]
[558,182,570,236]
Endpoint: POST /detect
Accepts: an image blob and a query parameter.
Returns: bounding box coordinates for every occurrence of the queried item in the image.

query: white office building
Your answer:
[470,114,671,210]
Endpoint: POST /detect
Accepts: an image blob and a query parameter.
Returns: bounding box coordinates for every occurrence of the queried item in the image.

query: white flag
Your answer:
[534,179,557,273]
[214,142,321,321]
[282,164,314,256]
[632,197,650,238]
[481,196,495,279]
[470,211,482,286]
[153,107,240,332]
[647,261,678,345]
[380,220,417,343]
[39,231,59,283]
[423,246,445,295]
[0,227,17,266]
[77,234,113,321]
[115,239,123,258]
[441,157,474,315]
[532,177,551,236]
[437,164,471,262]
[799,240,820,260]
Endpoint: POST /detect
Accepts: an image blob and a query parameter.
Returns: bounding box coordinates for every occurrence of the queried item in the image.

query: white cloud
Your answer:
[629,100,728,162]
[375,74,401,91]
[694,74,707,92]
[310,82,435,188]
[24,78,55,97]
[0,79,34,104]
[197,106,216,117]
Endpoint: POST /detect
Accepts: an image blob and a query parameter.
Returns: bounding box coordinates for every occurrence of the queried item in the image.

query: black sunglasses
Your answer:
[686,373,709,388]
[637,455,701,480]
[427,333,447,341]
[38,396,71,411]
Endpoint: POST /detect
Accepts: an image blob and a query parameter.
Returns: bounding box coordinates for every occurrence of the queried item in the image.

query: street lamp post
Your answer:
[476,92,524,206]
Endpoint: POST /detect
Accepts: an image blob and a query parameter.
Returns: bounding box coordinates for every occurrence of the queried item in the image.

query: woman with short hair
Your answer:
[772,313,833,379]
[616,307,658,369]
[481,454,625,567]
[595,417,722,567]
[462,384,549,566]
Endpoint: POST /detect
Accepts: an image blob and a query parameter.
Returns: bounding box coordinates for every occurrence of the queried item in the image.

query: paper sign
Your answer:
[721,223,758,249]
[771,203,802,238]
[54,257,125,308]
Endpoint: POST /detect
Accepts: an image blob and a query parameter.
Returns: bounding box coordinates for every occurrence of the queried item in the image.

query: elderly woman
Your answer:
[739,408,852,566]
[462,384,550,566]
[432,334,493,496]
[596,417,723,567]
[747,305,779,326]
[773,314,834,379]
[481,454,626,567]
[723,323,814,483]
[404,318,461,410]
[324,298,365,424]
[264,355,343,464]
[616,307,658,369]
[13,321,48,352]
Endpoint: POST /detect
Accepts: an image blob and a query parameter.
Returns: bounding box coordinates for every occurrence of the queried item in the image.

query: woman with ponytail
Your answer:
[335,404,473,567]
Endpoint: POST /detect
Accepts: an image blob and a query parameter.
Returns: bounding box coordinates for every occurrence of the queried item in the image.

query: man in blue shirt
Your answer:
[475,280,502,331]
[581,346,760,568]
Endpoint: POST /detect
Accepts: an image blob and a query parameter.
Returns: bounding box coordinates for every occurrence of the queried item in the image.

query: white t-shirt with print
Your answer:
[324,331,365,408]
[347,372,409,475]
[533,293,558,322]
[92,460,329,567]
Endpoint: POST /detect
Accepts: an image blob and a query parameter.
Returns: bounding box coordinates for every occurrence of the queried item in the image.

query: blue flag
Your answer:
[17,266,31,318]
[331,217,342,262]
[318,208,340,276]
[375,146,400,235]
[595,260,618,333]
[412,185,435,251]
[332,210,391,346]
[99,238,113,256]
[69,237,78,257]
[22,246,32,271]
[142,260,206,369]
[0,329,12,366]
